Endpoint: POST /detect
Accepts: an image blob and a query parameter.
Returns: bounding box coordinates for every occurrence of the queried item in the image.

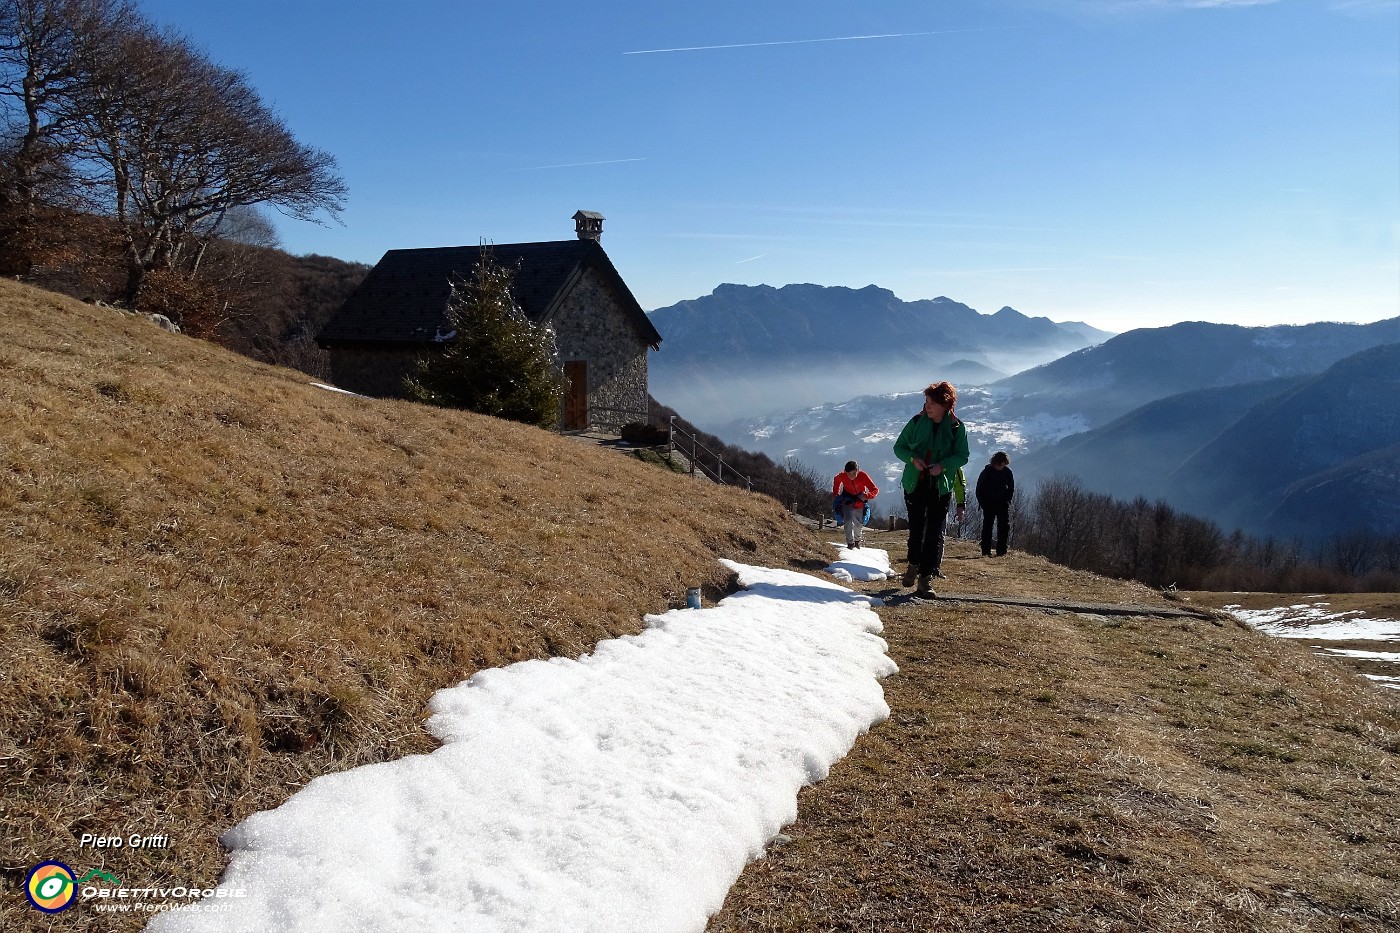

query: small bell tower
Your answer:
[573,210,604,241]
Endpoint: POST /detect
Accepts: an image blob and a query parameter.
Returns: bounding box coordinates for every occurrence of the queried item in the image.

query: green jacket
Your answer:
[893,412,971,497]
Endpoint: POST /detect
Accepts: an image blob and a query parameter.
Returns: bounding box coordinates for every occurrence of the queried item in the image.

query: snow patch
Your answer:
[1223,604,1400,642]
[146,562,896,933]
[825,544,897,583]
[310,382,369,399]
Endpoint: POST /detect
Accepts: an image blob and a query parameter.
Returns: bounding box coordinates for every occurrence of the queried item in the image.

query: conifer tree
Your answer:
[406,250,564,428]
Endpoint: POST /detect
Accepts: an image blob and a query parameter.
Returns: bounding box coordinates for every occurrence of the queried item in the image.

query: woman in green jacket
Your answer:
[893,381,970,595]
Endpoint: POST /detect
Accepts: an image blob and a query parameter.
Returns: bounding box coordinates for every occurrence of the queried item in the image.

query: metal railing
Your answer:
[669,416,753,491]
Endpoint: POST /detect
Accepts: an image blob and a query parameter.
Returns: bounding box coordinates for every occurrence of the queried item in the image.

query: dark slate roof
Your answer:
[318,238,662,348]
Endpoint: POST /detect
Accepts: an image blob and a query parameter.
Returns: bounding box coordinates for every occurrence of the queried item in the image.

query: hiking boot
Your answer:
[933,571,947,580]
[916,575,934,596]
[902,565,919,588]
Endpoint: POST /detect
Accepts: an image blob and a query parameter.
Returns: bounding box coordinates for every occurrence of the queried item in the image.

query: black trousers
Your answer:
[905,487,952,575]
[981,503,1010,555]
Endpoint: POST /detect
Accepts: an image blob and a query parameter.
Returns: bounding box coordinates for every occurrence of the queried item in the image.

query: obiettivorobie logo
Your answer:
[25,858,246,916]
[25,861,77,913]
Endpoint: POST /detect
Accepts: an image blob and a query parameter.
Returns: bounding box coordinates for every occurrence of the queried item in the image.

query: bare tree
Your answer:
[776,457,828,519]
[0,0,130,268]
[211,204,280,249]
[1326,529,1376,578]
[68,23,345,308]
[1023,475,1103,570]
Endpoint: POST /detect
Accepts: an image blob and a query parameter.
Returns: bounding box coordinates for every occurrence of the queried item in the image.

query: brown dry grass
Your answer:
[709,535,1399,932]
[0,279,825,932]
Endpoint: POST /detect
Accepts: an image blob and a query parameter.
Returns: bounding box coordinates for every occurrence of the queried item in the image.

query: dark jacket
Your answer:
[975,464,1015,508]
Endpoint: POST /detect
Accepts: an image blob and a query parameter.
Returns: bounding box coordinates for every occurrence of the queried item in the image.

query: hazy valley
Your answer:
[647,283,1111,427]
[667,299,1400,546]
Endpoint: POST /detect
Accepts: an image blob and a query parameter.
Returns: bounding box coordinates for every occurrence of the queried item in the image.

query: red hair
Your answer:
[923,381,957,410]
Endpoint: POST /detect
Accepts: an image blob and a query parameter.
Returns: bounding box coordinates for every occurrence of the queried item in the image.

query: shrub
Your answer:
[405,251,563,429]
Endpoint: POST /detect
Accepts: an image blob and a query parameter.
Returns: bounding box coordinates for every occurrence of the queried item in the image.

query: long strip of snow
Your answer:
[146,562,896,933]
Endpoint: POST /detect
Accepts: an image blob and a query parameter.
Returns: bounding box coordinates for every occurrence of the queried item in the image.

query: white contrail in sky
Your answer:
[624,27,1021,56]
[514,158,646,171]
[736,255,765,263]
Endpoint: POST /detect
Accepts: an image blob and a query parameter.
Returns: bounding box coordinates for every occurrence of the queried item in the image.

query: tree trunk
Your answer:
[123,252,145,309]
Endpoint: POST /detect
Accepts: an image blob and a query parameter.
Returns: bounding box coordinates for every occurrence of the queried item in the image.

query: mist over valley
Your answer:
[656,295,1400,545]
[646,283,1110,428]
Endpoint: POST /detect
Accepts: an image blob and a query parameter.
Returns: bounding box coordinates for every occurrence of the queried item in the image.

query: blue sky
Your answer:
[138,0,1398,333]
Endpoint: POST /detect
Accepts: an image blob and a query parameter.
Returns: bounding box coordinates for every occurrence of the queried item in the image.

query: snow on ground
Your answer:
[1223,602,1400,691]
[1319,648,1400,664]
[826,543,897,583]
[1223,603,1400,642]
[309,381,369,398]
[147,562,896,933]
[1318,648,1400,691]
[964,412,1090,451]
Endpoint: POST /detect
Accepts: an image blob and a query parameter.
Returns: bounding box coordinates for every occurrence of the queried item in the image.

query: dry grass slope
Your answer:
[0,279,825,932]
[710,537,1400,932]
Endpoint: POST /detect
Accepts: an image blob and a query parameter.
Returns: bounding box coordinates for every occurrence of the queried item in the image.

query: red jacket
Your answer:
[832,471,879,501]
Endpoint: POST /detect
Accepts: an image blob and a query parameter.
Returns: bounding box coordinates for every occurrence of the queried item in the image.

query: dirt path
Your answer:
[707,538,1400,932]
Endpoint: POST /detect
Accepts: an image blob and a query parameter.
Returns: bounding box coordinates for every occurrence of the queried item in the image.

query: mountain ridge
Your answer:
[1164,342,1400,538]
[993,317,1400,429]
[1013,342,1400,541]
[647,282,1111,427]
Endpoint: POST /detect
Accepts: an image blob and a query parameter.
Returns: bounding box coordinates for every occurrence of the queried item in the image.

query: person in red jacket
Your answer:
[832,460,879,548]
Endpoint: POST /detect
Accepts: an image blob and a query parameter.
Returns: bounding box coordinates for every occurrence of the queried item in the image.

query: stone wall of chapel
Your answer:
[549,265,650,429]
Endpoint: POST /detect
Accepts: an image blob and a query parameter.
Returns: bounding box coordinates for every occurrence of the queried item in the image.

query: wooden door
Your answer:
[563,361,588,430]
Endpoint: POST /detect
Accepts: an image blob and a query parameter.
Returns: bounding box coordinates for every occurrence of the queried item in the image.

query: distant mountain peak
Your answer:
[712,282,774,296]
[648,282,1107,425]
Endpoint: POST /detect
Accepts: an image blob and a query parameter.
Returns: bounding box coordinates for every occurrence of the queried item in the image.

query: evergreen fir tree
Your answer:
[405,250,563,428]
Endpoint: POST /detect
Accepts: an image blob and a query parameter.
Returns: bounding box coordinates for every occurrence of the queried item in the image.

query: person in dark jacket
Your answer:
[975,451,1015,556]
[893,381,970,594]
